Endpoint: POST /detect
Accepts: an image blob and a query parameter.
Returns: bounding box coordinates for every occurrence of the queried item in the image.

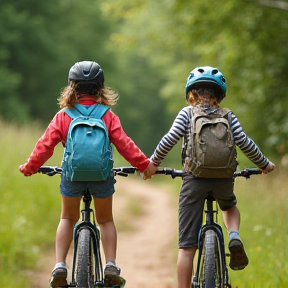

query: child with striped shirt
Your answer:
[144,66,275,288]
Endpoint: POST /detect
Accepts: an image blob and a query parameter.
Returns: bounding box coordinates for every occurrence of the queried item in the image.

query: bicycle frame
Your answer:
[193,192,231,288]
[71,189,104,286]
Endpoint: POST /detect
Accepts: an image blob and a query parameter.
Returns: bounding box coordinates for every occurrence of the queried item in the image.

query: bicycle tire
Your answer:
[203,230,223,288]
[75,228,95,288]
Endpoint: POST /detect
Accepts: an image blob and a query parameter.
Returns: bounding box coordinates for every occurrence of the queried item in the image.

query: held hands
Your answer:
[143,161,158,180]
[261,161,275,174]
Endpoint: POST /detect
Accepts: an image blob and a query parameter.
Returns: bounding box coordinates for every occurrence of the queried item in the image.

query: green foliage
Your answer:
[0,0,116,123]
[102,0,288,161]
[0,121,62,287]
[225,172,288,287]
[1,0,287,162]
[0,0,172,156]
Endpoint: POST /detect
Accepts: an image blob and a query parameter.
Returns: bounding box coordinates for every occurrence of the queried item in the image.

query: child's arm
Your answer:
[230,112,275,172]
[19,112,66,176]
[150,108,189,166]
[106,112,150,172]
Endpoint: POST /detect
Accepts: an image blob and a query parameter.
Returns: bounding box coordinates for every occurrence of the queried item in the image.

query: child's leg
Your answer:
[222,205,240,233]
[93,195,117,263]
[177,247,197,288]
[222,205,248,270]
[50,195,81,287]
[55,195,82,263]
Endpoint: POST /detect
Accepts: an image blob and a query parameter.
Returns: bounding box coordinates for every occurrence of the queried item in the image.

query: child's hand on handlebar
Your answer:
[261,161,275,174]
[19,163,35,176]
[143,161,158,180]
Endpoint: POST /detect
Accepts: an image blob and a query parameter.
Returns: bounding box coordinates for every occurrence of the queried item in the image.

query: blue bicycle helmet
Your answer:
[185,66,226,100]
[68,61,104,86]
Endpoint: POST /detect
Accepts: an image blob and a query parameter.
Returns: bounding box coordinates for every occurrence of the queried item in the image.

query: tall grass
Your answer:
[227,171,288,287]
[0,121,62,287]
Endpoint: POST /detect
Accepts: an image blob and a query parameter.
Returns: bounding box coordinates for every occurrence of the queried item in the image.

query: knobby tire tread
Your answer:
[203,230,223,288]
[75,229,91,288]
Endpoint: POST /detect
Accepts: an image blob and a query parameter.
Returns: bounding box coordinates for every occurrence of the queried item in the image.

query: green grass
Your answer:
[227,171,288,287]
[0,121,62,287]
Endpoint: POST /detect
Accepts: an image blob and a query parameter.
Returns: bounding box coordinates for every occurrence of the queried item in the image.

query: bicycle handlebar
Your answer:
[38,166,262,179]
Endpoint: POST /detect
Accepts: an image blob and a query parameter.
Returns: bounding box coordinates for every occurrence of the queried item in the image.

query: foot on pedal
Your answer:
[228,238,249,270]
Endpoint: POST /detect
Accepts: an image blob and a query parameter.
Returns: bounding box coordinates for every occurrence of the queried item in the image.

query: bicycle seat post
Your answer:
[82,189,92,223]
[205,192,216,225]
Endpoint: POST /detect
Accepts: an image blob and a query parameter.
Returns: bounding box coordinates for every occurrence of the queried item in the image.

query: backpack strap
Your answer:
[65,103,110,119]
[89,103,110,119]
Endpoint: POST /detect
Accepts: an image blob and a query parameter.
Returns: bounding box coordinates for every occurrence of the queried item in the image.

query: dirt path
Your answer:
[32,176,179,288]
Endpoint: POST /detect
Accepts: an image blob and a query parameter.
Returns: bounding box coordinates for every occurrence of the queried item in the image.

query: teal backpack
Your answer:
[62,103,113,181]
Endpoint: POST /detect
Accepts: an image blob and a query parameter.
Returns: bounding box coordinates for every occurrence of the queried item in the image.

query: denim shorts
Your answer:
[178,174,236,248]
[60,174,116,198]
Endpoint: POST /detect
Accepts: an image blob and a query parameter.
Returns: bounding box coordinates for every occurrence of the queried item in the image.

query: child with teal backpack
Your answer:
[19,61,153,288]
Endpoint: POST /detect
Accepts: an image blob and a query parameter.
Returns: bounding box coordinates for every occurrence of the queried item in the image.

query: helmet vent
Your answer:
[83,70,90,76]
[211,69,218,75]
[198,68,204,73]
[188,73,194,80]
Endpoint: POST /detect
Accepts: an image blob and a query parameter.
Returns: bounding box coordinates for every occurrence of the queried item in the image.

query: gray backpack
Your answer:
[182,106,238,178]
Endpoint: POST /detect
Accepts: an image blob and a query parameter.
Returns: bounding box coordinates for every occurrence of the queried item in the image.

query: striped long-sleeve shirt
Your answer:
[150,106,269,169]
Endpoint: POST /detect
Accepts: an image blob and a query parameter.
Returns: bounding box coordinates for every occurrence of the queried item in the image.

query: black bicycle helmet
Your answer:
[185,66,226,100]
[68,61,104,85]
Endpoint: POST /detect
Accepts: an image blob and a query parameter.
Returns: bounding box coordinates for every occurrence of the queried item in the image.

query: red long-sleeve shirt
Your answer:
[21,99,150,174]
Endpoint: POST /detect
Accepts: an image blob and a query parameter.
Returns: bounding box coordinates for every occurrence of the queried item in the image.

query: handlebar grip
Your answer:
[113,167,137,174]
[246,168,262,175]
[38,166,62,175]
[234,168,262,178]
[155,168,184,178]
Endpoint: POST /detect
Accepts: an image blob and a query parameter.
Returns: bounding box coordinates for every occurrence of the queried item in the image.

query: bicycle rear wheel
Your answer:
[198,230,224,288]
[75,228,95,288]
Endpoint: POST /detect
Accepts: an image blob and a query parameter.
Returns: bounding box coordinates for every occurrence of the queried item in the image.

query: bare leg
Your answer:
[55,195,81,263]
[177,247,197,288]
[94,195,117,263]
[222,206,240,233]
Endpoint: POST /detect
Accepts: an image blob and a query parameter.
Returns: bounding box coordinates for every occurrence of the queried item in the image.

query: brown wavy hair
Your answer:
[58,81,119,108]
[187,88,221,108]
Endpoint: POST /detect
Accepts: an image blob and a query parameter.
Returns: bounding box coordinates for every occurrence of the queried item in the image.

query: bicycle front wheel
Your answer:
[75,228,95,288]
[200,230,224,288]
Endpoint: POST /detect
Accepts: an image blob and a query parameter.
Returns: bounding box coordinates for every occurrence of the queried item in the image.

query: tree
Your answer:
[101,0,288,160]
[0,0,116,123]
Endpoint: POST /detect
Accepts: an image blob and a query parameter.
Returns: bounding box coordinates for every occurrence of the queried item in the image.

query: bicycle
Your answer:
[190,168,262,288]
[118,166,261,288]
[38,166,261,288]
[38,166,135,288]
[113,167,262,288]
